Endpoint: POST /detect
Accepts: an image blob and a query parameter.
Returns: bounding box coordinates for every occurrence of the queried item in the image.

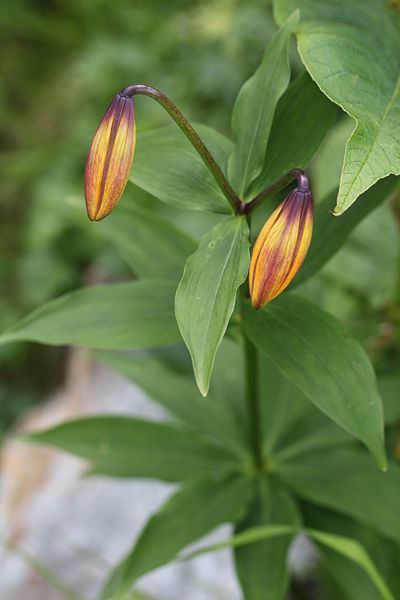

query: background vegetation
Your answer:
[1,0,400,598]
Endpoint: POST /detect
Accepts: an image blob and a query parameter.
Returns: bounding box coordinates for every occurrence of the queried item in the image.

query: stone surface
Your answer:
[0,349,241,600]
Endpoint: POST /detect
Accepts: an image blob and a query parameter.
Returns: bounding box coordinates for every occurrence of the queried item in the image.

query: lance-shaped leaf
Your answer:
[235,478,300,600]
[228,11,298,197]
[303,506,400,600]
[130,123,233,214]
[97,205,196,279]
[249,71,336,196]
[292,176,397,288]
[94,350,247,456]
[175,217,250,396]
[243,295,386,468]
[23,416,237,481]
[100,473,252,599]
[307,529,395,600]
[187,521,394,600]
[379,375,400,426]
[258,355,351,464]
[279,448,400,545]
[274,0,400,214]
[0,280,180,349]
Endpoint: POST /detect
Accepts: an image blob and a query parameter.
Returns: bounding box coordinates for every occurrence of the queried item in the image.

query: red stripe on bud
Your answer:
[249,187,314,309]
[84,94,136,221]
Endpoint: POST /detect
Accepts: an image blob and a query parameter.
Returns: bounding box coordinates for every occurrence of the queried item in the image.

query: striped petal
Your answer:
[85,94,136,221]
[249,188,314,309]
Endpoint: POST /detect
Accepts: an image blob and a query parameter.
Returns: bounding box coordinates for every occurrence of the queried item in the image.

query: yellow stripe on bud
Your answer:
[249,187,314,309]
[84,94,136,221]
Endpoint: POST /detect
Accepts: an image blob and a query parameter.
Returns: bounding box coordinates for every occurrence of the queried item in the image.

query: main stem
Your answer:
[241,285,263,470]
[120,84,241,213]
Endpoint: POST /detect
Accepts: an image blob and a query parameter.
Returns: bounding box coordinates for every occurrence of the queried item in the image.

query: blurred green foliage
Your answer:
[0,0,278,427]
[0,0,399,473]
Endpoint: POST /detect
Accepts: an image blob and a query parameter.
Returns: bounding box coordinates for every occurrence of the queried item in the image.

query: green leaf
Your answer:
[23,416,236,481]
[303,506,400,600]
[94,350,247,457]
[228,11,298,197]
[249,71,336,196]
[185,519,394,600]
[311,116,355,201]
[100,473,252,599]
[210,337,247,426]
[274,0,400,214]
[0,280,180,349]
[306,529,395,600]
[234,478,300,600]
[379,375,400,426]
[258,354,351,463]
[278,448,400,544]
[292,176,397,287]
[243,295,386,468]
[97,205,196,279]
[130,123,233,214]
[175,217,250,396]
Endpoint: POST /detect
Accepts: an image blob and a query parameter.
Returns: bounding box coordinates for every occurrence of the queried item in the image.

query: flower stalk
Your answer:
[120,84,241,213]
[241,168,309,214]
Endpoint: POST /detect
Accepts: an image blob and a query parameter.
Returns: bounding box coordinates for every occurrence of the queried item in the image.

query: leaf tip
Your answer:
[197,379,210,398]
[374,447,387,472]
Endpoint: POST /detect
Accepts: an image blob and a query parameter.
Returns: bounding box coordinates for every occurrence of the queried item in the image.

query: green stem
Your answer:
[121,84,241,213]
[242,168,309,214]
[241,289,263,469]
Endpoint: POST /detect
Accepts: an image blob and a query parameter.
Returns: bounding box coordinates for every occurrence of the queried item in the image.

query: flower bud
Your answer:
[84,93,136,221]
[249,186,314,309]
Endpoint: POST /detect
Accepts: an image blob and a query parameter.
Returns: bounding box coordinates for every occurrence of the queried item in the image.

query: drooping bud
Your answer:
[84,93,136,221]
[249,183,314,309]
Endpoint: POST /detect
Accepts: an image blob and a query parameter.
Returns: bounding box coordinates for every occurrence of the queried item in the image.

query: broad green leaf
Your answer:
[23,416,238,481]
[292,176,397,287]
[274,0,400,214]
[304,506,400,600]
[243,295,386,468]
[100,473,252,599]
[379,375,400,426]
[311,116,355,201]
[234,478,300,600]
[249,71,336,196]
[320,200,399,307]
[228,11,298,197]
[210,337,247,426]
[306,529,395,600]
[185,520,394,600]
[97,205,196,279]
[130,123,232,214]
[175,217,249,396]
[0,280,180,349]
[258,354,351,463]
[279,448,400,544]
[94,350,248,457]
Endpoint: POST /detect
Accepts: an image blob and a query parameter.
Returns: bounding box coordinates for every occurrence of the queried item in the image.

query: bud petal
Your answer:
[249,188,314,309]
[84,94,136,221]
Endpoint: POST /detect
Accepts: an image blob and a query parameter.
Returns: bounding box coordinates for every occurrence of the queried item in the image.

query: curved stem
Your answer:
[120,84,241,213]
[240,284,263,469]
[242,168,309,214]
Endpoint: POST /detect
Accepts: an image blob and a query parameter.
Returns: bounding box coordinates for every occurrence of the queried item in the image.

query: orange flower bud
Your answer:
[249,187,314,309]
[84,93,136,221]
